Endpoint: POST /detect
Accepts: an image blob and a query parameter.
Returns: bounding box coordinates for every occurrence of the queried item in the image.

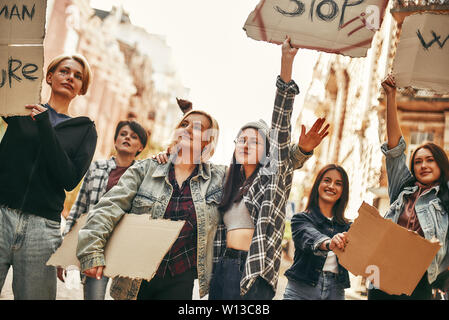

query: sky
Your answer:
[90,0,319,165]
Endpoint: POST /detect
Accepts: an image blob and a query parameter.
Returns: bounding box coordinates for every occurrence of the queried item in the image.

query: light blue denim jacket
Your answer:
[77,141,309,299]
[76,158,226,299]
[381,137,449,284]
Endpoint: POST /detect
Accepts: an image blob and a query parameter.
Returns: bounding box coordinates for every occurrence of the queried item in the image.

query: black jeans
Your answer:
[368,273,432,300]
[137,269,196,300]
[209,248,275,300]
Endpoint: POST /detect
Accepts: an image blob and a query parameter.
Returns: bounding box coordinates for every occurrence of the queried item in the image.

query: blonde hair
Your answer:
[46,54,93,95]
[168,110,220,163]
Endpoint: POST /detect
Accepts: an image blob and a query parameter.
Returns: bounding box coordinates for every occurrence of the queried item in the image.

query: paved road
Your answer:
[0,257,365,300]
[0,219,365,300]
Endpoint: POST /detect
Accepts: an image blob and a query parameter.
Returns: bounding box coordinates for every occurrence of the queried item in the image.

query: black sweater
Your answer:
[0,110,97,222]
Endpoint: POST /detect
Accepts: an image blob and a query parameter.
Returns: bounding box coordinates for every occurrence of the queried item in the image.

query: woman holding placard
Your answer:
[368,75,449,300]
[77,106,225,300]
[208,37,329,300]
[282,164,351,300]
[0,54,97,299]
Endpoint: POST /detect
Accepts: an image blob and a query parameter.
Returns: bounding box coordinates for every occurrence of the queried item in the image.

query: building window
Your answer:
[407,131,435,163]
[410,131,434,145]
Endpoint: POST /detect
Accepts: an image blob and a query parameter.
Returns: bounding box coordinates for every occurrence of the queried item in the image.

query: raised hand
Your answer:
[280,36,298,83]
[282,36,298,62]
[381,74,396,96]
[298,118,329,153]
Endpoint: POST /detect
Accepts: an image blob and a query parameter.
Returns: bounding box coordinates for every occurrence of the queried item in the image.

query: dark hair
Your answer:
[176,98,193,114]
[409,142,449,213]
[114,120,148,156]
[218,128,270,213]
[306,164,350,225]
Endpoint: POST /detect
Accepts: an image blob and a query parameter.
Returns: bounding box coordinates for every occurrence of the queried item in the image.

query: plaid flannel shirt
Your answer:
[64,157,120,236]
[213,76,311,296]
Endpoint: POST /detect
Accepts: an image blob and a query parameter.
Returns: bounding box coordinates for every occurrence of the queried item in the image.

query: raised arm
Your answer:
[382,74,402,150]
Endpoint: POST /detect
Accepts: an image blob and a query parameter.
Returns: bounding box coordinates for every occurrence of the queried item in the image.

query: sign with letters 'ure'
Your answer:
[0,0,47,116]
[243,0,389,57]
[393,13,449,94]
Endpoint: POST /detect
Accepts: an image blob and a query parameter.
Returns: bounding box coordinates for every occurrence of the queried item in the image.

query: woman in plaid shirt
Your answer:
[208,37,330,300]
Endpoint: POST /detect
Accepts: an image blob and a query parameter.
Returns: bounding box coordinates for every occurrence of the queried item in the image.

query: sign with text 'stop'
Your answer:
[243,0,389,57]
[393,13,449,94]
[0,0,47,116]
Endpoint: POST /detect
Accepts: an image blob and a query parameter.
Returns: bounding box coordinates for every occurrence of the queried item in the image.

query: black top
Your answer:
[0,108,97,222]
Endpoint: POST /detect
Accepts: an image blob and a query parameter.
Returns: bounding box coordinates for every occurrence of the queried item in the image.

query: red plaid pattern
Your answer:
[156,164,198,277]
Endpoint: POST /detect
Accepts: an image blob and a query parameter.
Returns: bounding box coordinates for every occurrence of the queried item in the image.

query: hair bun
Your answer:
[176,98,193,114]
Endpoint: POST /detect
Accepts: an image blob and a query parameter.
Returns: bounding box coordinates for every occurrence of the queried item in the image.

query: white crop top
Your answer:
[223,200,255,231]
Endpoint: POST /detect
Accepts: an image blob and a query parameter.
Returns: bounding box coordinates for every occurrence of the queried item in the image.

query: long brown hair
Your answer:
[409,142,449,212]
[306,164,350,225]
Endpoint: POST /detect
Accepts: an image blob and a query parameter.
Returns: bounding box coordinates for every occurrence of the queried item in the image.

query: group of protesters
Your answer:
[0,35,448,301]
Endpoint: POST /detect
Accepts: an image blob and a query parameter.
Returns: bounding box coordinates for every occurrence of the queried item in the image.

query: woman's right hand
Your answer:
[152,151,169,164]
[381,74,396,96]
[83,266,104,280]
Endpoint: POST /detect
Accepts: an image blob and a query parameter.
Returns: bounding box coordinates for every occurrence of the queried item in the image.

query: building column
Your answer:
[444,111,449,152]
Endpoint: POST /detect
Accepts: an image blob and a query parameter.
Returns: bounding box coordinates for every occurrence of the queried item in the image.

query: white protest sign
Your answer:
[0,0,47,116]
[243,0,389,57]
[47,214,186,281]
[393,13,449,94]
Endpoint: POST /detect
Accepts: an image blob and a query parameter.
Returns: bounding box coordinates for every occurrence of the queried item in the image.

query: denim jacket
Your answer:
[76,158,226,299]
[381,137,449,284]
[284,208,351,288]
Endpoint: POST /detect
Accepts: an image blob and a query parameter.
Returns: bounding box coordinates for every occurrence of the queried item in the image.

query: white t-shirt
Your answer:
[322,217,338,274]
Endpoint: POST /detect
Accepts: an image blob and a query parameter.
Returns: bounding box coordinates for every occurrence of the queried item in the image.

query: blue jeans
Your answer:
[0,206,62,300]
[84,275,109,300]
[283,272,345,300]
[209,248,275,300]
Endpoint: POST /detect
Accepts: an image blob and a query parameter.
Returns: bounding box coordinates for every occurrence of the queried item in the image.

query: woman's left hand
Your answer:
[25,104,48,120]
[298,118,329,153]
[330,232,349,252]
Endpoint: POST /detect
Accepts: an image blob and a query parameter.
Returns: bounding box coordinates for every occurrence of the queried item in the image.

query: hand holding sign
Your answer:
[25,104,47,120]
[381,74,397,96]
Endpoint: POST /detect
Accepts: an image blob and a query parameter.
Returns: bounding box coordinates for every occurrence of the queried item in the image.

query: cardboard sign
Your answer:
[335,202,441,296]
[0,0,47,116]
[393,13,449,94]
[47,214,185,281]
[243,0,389,57]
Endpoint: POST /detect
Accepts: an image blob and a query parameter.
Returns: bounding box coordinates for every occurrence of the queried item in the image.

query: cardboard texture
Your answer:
[0,45,44,116]
[393,13,449,94]
[47,214,185,281]
[0,0,46,116]
[243,0,389,57]
[335,202,441,296]
[0,0,47,45]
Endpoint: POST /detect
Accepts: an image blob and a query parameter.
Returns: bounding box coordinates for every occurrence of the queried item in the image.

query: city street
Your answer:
[0,256,365,300]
